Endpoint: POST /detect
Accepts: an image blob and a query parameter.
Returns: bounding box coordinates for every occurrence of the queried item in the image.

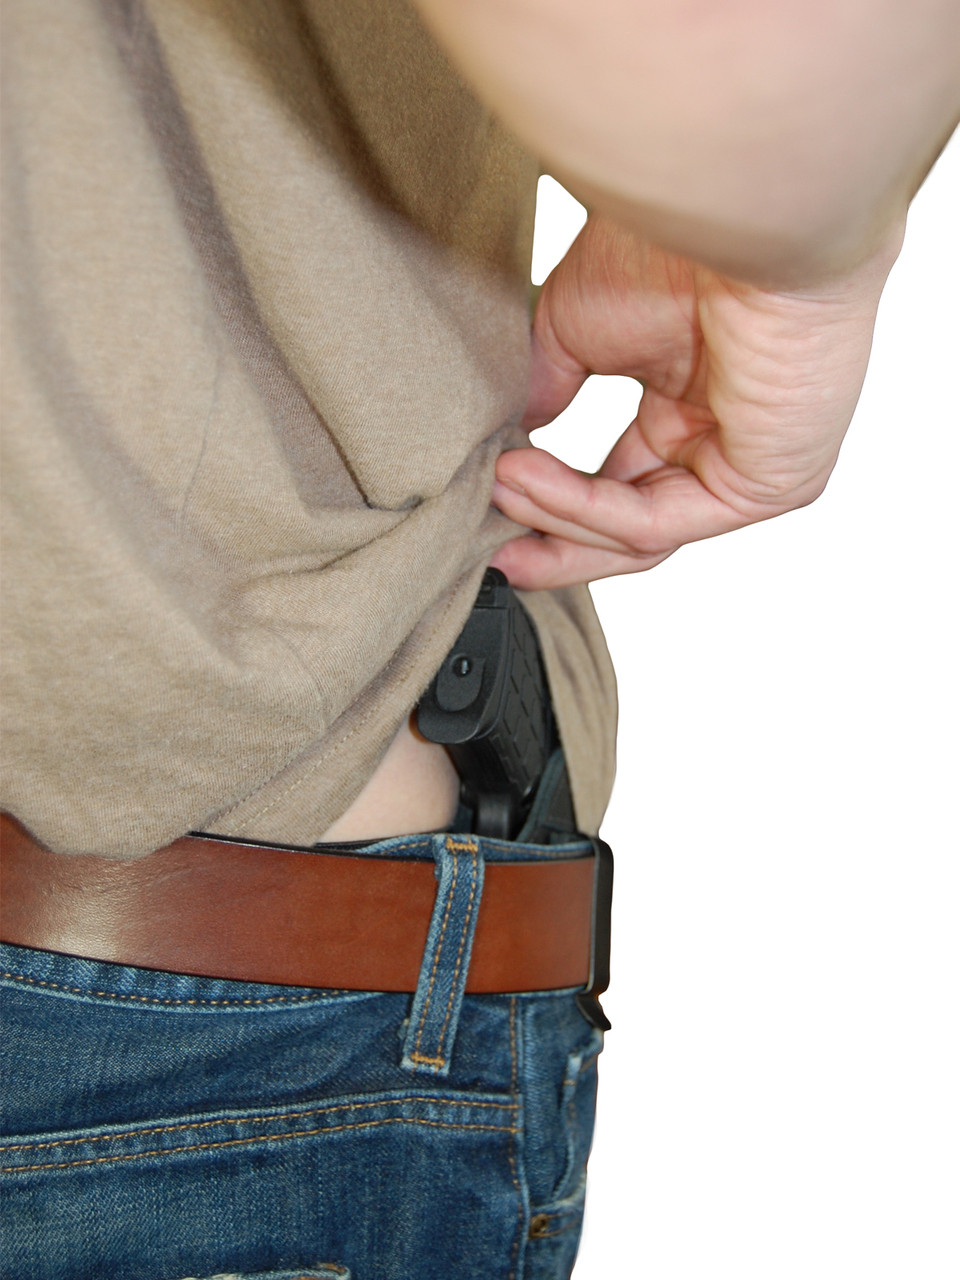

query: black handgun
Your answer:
[417,568,574,840]
[420,568,612,1029]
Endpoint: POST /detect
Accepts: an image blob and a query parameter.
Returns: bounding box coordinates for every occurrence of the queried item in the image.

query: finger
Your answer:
[522,313,589,430]
[490,533,671,590]
[492,479,644,555]
[497,446,752,553]
[530,218,702,393]
[597,411,676,484]
[631,384,838,513]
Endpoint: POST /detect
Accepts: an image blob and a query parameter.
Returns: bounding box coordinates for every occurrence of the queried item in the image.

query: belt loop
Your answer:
[400,834,485,1077]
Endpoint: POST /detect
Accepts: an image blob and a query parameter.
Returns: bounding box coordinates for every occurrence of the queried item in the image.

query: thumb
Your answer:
[522,305,589,430]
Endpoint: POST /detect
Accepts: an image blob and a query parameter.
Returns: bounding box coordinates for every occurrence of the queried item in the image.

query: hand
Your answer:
[491,213,903,589]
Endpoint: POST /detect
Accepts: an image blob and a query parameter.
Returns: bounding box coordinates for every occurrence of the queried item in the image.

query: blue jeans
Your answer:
[0,832,603,1280]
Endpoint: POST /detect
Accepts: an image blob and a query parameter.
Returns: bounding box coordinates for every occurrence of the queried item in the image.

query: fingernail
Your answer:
[495,477,527,497]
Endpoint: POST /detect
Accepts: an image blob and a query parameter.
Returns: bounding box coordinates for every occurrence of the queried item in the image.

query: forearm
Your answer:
[414,0,960,286]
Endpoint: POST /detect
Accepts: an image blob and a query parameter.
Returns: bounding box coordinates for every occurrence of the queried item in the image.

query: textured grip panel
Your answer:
[417,570,555,835]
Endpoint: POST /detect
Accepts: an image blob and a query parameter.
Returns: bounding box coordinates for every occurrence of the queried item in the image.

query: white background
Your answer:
[528,135,959,1279]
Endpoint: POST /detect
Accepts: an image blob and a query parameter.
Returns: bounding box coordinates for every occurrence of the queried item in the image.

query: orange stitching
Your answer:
[505,1138,523,1280]
[406,1052,445,1067]
[506,996,523,1280]
[444,838,479,853]
[468,838,590,859]
[508,997,518,1093]
[430,845,480,1061]
[411,848,459,1058]
[2,1115,521,1175]
[1,1095,518,1155]
[0,971,345,1007]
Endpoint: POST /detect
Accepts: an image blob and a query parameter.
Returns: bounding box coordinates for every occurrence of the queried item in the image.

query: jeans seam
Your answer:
[506,995,525,1280]
[0,970,346,1007]
[1,1095,520,1157]
[428,840,480,1065]
[554,1050,600,1204]
[2,1115,522,1176]
[409,845,461,1064]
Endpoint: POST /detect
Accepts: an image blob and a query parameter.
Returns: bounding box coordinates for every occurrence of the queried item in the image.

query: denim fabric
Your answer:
[401,835,485,1078]
[0,832,603,1280]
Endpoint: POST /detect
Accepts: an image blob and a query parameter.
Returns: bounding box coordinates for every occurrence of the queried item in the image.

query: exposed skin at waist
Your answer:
[318,713,461,842]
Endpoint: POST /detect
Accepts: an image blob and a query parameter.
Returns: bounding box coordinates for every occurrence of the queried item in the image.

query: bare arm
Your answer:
[414,0,960,286]
[414,0,959,585]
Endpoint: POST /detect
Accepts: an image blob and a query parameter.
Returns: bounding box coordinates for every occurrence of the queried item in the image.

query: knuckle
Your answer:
[728,467,830,515]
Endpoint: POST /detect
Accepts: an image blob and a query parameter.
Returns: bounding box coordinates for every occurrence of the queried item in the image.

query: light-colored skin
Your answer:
[326,1,959,834]
[411,0,959,589]
[489,212,904,588]
[321,714,460,841]
[413,0,960,287]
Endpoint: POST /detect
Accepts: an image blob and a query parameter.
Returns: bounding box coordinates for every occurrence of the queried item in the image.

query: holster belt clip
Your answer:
[577,836,613,1031]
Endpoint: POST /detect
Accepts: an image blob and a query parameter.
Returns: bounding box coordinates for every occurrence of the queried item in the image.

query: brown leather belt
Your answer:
[0,813,611,995]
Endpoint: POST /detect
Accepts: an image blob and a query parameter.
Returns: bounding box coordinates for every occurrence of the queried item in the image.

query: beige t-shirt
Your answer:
[1,0,617,858]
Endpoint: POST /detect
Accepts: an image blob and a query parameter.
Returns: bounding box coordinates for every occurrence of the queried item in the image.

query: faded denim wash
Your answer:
[0,831,603,1280]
